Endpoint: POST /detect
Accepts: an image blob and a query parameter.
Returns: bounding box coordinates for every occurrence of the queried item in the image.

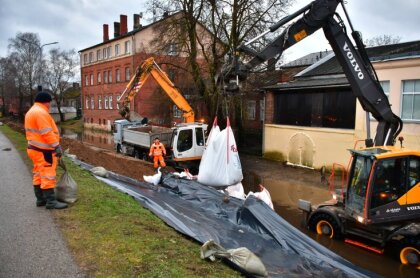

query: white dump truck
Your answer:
[113,119,207,170]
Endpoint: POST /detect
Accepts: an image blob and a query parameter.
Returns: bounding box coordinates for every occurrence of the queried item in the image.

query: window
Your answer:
[196,127,204,146]
[274,90,356,129]
[247,100,256,120]
[107,46,112,58]
[116,69,121,82]
[173,105,182,118]
[85,75,89,86]
[103,48,107,59]
[109,95,113,109]
[177,129,193,152]
[168,69,175,81]
[116,95,120,110]
[370,81,390,120]
[89,52,93,63]
[97,72,101,84]
[115,44,120,56]
[98,95,102,109]
[90,74,94,86]
[108,70,112,83]
[260,100,265,122]
[104,96,108,109]
[380,81,390,97]
[97,49,101,61]
[167,43,177,56]
[90,96,95,109]
[401,80,420,121]
[125,67,130,81]
[85,96,89,109]
[104,71,108,83]
[371,158,407,209]
[124,41,131,54]
[83,54,88,65]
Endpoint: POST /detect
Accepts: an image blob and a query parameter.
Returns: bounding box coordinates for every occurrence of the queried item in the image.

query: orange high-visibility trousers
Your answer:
[27,148,57,189]
[153,155,166,168]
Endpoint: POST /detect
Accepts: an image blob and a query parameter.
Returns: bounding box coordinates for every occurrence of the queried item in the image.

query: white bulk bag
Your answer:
[198,117,243,187]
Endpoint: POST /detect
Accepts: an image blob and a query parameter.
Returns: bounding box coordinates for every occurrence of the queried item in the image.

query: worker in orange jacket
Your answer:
[25,88,67,209]
[149,137,166,169]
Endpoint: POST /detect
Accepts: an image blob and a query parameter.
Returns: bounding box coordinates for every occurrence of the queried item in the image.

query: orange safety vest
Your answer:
[25,103,60,150]
[149,142,166,156]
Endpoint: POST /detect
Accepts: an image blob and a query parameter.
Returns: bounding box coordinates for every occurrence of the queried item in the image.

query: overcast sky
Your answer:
[1,0,420,63]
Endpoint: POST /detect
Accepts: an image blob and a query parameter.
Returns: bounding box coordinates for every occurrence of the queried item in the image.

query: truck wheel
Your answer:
[133,150,140,159]
[310,213,342,239]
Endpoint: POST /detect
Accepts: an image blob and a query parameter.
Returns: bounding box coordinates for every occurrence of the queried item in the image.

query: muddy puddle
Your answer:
[242,172,419,278]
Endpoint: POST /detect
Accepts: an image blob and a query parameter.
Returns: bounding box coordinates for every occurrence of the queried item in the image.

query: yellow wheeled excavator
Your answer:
[222,0,420,268]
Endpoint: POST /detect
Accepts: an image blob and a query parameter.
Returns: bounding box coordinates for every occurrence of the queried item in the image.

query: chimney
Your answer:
[120,14,128,35]
[114,22,120,38]
[103,24,109,42]
[133,14,140,29]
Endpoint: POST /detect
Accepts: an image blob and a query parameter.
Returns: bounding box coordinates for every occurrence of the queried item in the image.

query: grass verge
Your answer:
[0,124,240,277]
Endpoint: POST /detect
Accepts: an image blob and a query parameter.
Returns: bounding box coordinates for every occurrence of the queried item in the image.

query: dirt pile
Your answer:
[61,138,161,181]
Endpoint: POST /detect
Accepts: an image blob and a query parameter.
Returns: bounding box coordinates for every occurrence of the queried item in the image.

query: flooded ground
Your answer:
[62,127,419,278]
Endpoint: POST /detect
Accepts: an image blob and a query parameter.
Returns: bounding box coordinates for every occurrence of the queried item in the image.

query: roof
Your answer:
[79,12,184,53]
[266,40,420,91]
[300,40,420,78]
[282,50,333,68]
[264,76,349,91]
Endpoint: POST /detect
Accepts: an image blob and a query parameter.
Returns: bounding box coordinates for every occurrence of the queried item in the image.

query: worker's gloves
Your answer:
[55,145,63,158]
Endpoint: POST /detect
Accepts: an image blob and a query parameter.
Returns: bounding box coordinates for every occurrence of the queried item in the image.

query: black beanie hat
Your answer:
[35,92,52,103]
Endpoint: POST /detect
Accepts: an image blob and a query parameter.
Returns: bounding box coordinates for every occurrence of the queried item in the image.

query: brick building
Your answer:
[79,13,209,131]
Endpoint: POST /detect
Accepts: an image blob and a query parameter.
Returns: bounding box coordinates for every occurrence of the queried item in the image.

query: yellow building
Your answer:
[263,41,420,169]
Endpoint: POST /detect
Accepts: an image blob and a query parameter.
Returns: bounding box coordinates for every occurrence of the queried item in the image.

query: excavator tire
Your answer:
[398,237,420,269]
[309,212,342,239]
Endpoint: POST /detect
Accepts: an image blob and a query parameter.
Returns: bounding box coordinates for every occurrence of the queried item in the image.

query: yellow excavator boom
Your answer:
[118,57,195,123]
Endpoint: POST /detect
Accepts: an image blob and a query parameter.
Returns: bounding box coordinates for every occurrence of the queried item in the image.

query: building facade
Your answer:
[79,13,209,131]
[262,41,420,169]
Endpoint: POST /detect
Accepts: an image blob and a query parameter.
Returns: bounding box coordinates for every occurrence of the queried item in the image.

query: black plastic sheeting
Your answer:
[74,159,379,278]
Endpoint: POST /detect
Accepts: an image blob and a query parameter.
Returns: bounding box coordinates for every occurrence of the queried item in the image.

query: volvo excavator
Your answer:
[115,57,207,170]
[223,0,419,268]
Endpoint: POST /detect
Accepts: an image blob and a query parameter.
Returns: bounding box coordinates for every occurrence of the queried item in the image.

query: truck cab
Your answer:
[170,123,207,170]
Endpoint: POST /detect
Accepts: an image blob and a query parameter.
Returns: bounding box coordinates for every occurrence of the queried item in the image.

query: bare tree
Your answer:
[364,34,401,47]
[8,32,41,107]
[44,48,78,122]
[147,0,293,125]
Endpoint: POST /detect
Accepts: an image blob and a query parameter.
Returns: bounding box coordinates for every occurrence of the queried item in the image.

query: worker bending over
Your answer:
[149,137,166,169]
[25,88,67,209]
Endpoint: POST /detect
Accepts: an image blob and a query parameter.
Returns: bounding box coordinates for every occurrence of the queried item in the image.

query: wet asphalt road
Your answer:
[0,130,83,278]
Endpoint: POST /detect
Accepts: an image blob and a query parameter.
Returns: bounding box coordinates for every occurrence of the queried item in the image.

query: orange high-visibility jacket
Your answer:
[149,142,166,156]
[25,103,59,150]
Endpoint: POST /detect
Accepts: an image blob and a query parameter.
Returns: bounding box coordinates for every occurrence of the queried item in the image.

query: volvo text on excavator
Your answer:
[223,0,419,268]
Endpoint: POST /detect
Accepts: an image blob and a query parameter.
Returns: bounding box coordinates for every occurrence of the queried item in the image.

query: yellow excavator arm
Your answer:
[118,57,195,123]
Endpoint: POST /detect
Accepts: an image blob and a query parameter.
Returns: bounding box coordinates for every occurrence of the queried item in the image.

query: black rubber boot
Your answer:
[33,185,46,207]
[43,188,68,209]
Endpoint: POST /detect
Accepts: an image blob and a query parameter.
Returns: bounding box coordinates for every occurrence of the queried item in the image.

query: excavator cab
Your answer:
[345,148,420,225]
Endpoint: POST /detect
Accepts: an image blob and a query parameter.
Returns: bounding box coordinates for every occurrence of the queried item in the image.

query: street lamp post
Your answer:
[18,38,58,90]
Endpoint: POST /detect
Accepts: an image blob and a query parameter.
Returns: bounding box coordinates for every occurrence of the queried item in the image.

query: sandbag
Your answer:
[143,168,162,185]
[56,160,77,203]
[225,182,245,199]
[90,166,109,178]
[201,240,268,277]
[198,117,243,187]
[247,187,274,210]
